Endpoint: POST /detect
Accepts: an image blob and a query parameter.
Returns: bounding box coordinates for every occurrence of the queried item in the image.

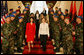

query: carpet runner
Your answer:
[23,38,55,54]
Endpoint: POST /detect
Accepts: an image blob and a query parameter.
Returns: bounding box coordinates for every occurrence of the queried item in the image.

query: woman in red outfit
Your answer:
[25,17,36,52]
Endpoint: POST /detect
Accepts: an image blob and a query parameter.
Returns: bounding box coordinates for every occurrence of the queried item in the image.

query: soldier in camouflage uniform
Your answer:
[16,16,24,52]
[62,18,74,54]
[12,11,17,17]
[23,9,29,23]
[54,7,58,14]
[1,16,15,54]
[58,10,62,20]
[64,9,69,18]
[59,14,65,47]
[51,16,60,52]
[20,13,27,45]
[15,10,21,23]
[10,15,17,26]
[10,15,18,51]
[49,10,54,40]
[17,6,21,14]
[9,9,13,16]
[25,7,30,18]
[74,16,83,54]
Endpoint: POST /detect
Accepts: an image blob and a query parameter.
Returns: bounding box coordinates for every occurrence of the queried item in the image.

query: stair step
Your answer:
[33,41,52,44]
[24,45,54,49]
[23,39,54,54]
[23,49,55,54]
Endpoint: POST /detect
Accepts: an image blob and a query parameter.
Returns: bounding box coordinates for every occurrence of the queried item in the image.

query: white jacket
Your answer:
[39,23,49,37]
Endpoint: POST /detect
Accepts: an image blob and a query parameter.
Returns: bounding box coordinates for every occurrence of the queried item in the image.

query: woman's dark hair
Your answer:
[36,10,39,14]
[29,17,35,23]
[30,13,34,15]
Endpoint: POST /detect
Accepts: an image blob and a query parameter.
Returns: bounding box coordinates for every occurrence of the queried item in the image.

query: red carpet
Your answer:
[23,38,55,54]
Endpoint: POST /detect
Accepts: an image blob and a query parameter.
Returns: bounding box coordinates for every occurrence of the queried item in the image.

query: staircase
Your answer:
[23,38,55,54]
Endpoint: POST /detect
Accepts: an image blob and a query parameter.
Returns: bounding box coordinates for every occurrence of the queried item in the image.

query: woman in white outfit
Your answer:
[38,18,49,51]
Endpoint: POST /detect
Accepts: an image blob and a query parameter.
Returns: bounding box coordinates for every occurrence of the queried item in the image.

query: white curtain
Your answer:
[30,1,48,14]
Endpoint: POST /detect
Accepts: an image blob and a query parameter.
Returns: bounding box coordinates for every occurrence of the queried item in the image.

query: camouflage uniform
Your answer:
[59,19,65,47]
[15,13,20,24]
[11,19,18,48]
[16,21,24,52]
[51,21,60,52]
[23,16,28,44]
[49,14,54,39]
[75,23,83,54]
[55,10,58,14]
[62,23,74,54]
[1,22,15,54]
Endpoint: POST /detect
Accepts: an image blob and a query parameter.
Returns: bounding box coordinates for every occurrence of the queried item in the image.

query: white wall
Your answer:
[53,1,83,15]
[7,1,25,13]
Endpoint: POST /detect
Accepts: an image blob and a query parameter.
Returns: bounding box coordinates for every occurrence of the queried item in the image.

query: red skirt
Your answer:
[26,35,34,42]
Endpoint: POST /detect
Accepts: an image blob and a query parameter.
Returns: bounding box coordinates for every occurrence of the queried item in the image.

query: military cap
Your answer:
[77,16,83,21]
[58,10,61,12]
[27,4,30,6]
[9,9,13,11]
[53,13,57,16]
[23,9,27,12]
[16,10,19,12]
[61,13,65,16]
[18,6,21,8]
[25,7,29,8]
[51,10,54,12]
[6,15,10,19]
[18,16,23,19]
[54,16,58,18]
[12,11,16,14]
[20,13,24,16]
[10,15,15,17]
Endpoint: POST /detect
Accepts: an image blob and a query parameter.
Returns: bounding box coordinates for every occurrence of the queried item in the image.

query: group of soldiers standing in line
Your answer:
[1,4,83,54]
[1,5,30,54]
[49,7,83,54]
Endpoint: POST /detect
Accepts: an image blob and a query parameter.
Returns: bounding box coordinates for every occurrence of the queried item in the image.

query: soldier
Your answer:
[64,9,69,18]
[12,11,16,16]
[1,16,15,54]
[59,14,65,47]
[16,16,24,52]
[25,7,30,17]
[23,9,29,22]
[62,18,74,54]
[12,11,18,25]
[74,16,83,54]
[9,9,13,16]
[10,15,18,52]
[49,10,54,39]
[59,14,65,29]
[54,7,58,14]
[51,16,60,52]
[20,13,27,45]
[10,15,16,26]
[58,10,62,20]
[17,6,21,14]
[15,10,21,23]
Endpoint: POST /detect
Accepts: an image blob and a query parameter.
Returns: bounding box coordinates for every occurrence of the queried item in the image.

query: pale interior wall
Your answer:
[53,1,83,15]
[53,1,61,12]
[3,1,83,15]
[3,1,25,13]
